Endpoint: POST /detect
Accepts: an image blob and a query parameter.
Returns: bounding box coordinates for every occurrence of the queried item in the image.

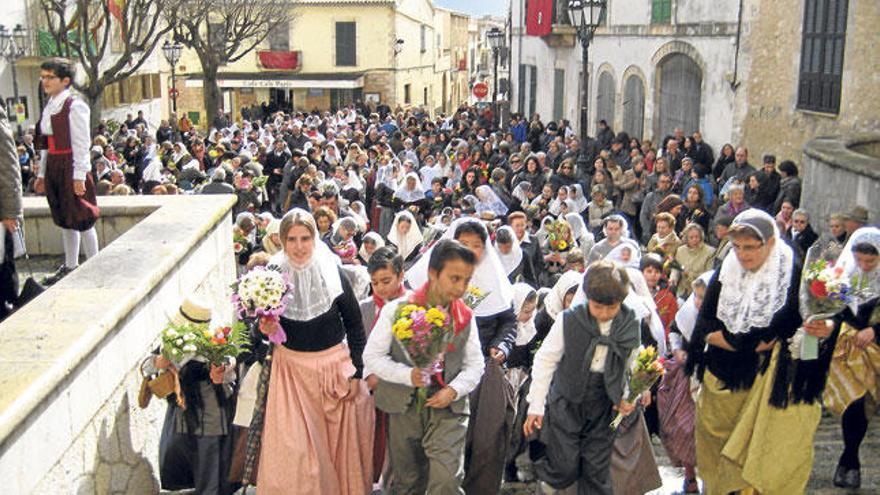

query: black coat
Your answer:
[791,224,819,256]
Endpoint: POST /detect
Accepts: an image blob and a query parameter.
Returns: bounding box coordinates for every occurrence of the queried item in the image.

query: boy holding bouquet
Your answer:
[363,240,485,494]
[523,260,640,495]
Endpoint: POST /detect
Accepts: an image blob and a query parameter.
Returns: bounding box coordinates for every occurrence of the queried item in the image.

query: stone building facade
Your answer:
[734,0,880,163]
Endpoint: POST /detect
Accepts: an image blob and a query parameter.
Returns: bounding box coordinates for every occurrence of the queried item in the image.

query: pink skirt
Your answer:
[257,343,374,494]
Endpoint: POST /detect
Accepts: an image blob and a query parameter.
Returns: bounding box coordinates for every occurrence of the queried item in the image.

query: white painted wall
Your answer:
[510,0,741,146]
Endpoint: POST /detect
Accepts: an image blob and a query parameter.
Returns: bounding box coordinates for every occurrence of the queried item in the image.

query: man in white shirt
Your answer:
[33,59,99,285]
[363,239,485,494]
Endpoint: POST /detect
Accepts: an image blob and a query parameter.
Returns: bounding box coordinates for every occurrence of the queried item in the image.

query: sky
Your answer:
[434,0,509,17]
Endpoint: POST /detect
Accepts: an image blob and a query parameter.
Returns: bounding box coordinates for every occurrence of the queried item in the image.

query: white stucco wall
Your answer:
[510,0,741,146]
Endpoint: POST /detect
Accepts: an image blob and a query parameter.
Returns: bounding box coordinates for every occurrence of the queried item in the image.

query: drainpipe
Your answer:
[730,0,744,91]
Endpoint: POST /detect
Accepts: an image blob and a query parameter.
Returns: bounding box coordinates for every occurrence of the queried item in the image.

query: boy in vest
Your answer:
[33,59,100,285]
[524,260,640,494]
[360,246,406,488]
[363,239,485,494]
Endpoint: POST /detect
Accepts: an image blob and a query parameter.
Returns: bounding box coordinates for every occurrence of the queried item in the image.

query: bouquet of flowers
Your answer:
[233,229,250,255]
[232,266,293,345]
[545,220,572,252]
[611,345,665,429]
[463,286,490,310]
[160,323,201,366]
[391,303,456,410]
[251,176,268,189]
[796,246,867,359]
[196,322,250,365]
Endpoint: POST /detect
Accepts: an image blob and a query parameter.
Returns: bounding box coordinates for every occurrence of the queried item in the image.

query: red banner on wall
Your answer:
[258,50,301,70]
[526,0,553,37]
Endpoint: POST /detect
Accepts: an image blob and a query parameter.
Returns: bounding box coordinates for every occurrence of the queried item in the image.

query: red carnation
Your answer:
[446,343,456,353]
[810,280,828,298]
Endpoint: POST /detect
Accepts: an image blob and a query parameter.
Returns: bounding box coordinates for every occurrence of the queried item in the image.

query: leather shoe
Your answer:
[42,265,72,286]
[843,468,861,489]
[832,465,847,487]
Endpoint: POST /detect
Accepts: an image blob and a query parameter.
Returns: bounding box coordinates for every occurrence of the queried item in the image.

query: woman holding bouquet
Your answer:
[253,208,373,494]
[686,208,826,494]
[824,227,880,489]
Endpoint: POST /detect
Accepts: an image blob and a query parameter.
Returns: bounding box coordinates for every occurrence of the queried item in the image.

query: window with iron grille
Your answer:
[652,0,671,24]
[797,0,848,114]
[269,21,290,52]
[335,22,357,67]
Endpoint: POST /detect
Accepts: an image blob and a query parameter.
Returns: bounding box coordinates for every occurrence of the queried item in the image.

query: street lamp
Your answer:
[486,26,504,130]
[161,39,183,113]
[0,24,28,138]
[568,0,606,152]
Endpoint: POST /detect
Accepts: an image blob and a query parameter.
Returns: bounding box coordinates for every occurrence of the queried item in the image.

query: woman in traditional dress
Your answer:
[823,227,880,489]
[253,209,373,494]
[386,210,424,269]
[495,225,525,283]
[659,271,713,494]
[686,208,825,494]
[504,283,539,482]
[565,212,595,257]
[474,184,509,219]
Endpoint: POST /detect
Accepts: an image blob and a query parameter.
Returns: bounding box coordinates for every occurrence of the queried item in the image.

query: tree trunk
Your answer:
[202,64,221,131]
[85,89,104,134]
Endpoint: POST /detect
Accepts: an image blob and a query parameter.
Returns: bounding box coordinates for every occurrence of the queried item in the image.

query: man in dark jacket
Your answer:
[691,131,714,168]
[790,209,819,257]
[756,154,781,213]
[596,120,614,150]
[719,147,756,185]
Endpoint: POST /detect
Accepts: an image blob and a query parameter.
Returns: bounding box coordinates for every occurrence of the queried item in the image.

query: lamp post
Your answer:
[161,40,183,114]
[568,0,606,151]
[486,27,504,130]
[0,24,28,139]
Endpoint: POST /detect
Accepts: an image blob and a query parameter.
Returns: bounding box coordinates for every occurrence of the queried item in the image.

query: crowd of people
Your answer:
[1,58,877,495]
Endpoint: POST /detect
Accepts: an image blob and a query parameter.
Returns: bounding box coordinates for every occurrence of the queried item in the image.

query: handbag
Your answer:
[138,357,178,409]
[7,227,45,310]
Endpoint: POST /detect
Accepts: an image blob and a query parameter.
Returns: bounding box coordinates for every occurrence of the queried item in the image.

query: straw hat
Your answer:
[843,205,869,225]
[170,295,213,326]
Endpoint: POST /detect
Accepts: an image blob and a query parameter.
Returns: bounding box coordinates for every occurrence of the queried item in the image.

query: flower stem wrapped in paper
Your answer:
[796,245,868,360]
[391,302,458,411]
[611,345,665,429]
[231,266,293,345]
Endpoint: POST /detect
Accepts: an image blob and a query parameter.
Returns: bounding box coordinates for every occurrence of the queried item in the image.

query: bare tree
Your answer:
[40,0,174,130]
[170,0,292,128]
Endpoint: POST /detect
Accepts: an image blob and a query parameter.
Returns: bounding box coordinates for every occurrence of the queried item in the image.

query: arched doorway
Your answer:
[596,71,616,130]
[622,75,645,140]
[656,53,701,138]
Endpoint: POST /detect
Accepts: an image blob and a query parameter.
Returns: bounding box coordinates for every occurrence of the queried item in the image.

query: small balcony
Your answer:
[543,0,578,47]
[257,50,302,71]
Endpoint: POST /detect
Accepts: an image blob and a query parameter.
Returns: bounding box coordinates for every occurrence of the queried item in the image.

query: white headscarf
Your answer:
[544,270,584,321]
[393,172,426,203]
[675,270,715,342]
[513,283,538,345]
[836,226,880,311]
[606,240,642,269]
[349,200,369,232]
[387,210,424,260]
[495,225,523,276]
[565,213,595,253]
[359,231,386,262]
[406,218,514,317]
[569,184,589,213]
[548,186,568,216]
[475,185,509,217]
[718,209,794,335]
[624,267,668,356]
[270,234,343,321]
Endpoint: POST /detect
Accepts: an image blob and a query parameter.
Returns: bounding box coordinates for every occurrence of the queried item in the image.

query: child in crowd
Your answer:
[524,261,641,494]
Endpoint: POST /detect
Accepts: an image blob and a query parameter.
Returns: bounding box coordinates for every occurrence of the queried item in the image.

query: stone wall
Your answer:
[736,0,880,163]
[802,134,880,224]
[0,195,237,494]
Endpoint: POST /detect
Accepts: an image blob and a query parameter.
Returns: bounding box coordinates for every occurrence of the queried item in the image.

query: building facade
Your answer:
[433,7,470,116]
[175,0,456,125]
[510,0,742,147]
[468,15,509,108]
[734,0,880,162]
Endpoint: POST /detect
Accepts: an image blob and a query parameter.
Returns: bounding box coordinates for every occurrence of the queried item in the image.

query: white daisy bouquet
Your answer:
[160,323,201,366]
[231,266,292,345]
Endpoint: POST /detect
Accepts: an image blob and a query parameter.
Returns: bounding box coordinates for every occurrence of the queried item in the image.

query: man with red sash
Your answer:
[33,59,100,285]
[364,239,485,494]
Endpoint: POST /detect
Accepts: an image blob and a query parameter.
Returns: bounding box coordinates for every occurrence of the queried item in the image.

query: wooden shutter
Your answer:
[622,76,645,140]
[335,22,356,66]
[518,64,527,113]
[528,65,537,118]
[553,69,565,121]
[652,0,671,24]
[596,71,616,129]
[657,53,702,137]
[269,21,290,52]
[797,0,848,113]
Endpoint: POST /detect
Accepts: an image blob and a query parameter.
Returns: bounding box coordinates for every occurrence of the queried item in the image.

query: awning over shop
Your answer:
[185,72,365,90]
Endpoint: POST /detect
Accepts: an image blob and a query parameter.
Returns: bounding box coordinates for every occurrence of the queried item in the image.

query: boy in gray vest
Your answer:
[363,240,485,494]
[523,260,641,495]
